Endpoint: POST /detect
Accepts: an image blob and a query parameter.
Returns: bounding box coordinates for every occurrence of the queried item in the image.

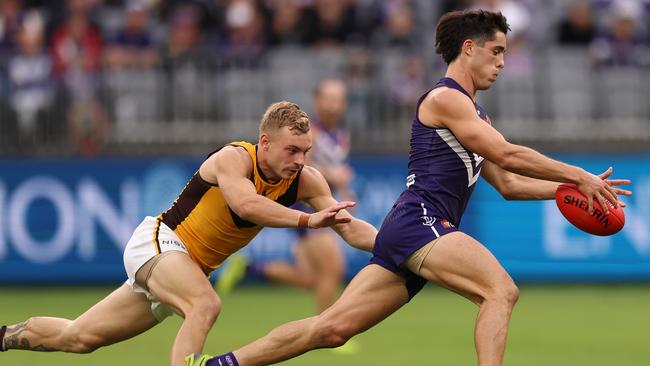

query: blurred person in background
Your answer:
[104,0,158,70]
[217,80,359,355]
[0,101,377,366]
[160,4,213,121]
[0,0,24,59]
[191,9,632,366]
[374,0,417,49]
[267,0,303,46]
[556,0,596,46]
[51,0,109,156]
[0,0,24,148]
[301,0,358,46]
[385,53,428,120]
[6,11,62,149]
[590,0,650,67]
[342,46,371,134]
[216,0,267,66]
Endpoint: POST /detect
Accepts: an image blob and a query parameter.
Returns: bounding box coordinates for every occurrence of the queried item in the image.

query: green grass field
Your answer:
[2,284,649,366]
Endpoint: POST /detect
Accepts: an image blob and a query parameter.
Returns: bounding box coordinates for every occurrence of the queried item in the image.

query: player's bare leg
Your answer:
[1,284,158,353]
[264,231,344,313]
[232,264,408,366]
[263,240,316,289]
[145,251,221,366]
[415,232,519,366]
[302,231,345,313]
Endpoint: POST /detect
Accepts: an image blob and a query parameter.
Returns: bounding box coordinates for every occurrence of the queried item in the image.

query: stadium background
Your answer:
[1,0,649,365]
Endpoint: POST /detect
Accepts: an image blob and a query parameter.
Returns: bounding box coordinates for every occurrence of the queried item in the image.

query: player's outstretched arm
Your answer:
[201,147,353,229]
[481,160,559,200]
[424,89,624,214]
[482,162,632,203]
[298,166,377,252]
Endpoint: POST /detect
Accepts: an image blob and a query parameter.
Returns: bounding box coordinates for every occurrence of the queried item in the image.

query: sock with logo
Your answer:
[206,352,239,366]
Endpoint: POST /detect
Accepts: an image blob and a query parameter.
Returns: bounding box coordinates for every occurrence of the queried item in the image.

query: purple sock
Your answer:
[206,352,239,366]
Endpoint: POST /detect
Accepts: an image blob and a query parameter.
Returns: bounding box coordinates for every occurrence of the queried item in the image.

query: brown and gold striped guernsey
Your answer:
[158,141,301,274]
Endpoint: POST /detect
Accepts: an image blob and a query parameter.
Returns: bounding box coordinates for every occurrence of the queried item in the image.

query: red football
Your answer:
[555,183,625,236]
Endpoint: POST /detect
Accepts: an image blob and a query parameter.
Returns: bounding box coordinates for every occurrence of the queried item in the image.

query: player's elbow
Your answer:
[498,181,520,200]
[493,145,519,172]
[230,196,257,221]
[497,176,527,201]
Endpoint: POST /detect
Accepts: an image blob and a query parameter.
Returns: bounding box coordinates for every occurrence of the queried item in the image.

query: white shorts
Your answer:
[123,216,189,321]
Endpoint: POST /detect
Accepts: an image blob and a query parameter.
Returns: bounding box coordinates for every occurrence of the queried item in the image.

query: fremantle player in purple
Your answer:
[186,9,632,366]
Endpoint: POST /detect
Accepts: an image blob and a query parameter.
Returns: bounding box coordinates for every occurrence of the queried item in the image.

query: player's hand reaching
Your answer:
[307,201,356,228]
[599,167,633,208]
[575,167,627,215]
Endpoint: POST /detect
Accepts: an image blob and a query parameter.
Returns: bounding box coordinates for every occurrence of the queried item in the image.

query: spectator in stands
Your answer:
[51,0,110,157]
[385,53,427,121]
[267,0,303,46]
[374,1,417,49]
[557,0,596,46]
[6,12,60,147]
[0,0,24,149]
[590,0,650,67]
[0,0,23,55]
[160,4,213,121]
[217,0,267,65]
[104,0,158,70]
[161,5,211,71]
[301,0,358,46]
[386,54,427,110]
[343,47,370,133]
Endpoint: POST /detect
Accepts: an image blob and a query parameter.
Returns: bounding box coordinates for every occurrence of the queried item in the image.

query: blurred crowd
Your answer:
[0,0,649,156]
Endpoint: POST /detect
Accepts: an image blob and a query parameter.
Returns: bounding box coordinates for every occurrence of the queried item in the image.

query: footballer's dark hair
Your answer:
[435,9,510,64]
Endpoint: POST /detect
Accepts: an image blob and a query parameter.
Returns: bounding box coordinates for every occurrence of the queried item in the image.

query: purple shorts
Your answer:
[370,199,458,299]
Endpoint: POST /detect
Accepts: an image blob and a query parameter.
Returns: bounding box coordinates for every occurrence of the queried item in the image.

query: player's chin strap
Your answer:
[0,325,7,352]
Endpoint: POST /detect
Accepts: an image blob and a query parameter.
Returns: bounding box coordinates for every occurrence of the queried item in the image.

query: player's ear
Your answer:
[260,132,271,151]
[463,39,474,56]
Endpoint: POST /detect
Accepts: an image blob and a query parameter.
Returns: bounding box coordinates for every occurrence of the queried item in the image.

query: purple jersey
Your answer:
[370,77,492,299]
[403,77,491,227]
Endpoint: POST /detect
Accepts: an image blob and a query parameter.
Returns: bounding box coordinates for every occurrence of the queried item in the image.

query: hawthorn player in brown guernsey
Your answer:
[0,102,378,366]
[161,141,306,274]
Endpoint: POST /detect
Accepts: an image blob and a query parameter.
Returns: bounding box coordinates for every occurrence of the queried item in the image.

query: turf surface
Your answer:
[2,284,649,365]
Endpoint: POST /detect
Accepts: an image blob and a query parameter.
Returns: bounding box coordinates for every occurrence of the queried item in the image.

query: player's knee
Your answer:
[313,317,355,348]
[504,282,520,306]
[188,293,222,327]
[490,280,519,308]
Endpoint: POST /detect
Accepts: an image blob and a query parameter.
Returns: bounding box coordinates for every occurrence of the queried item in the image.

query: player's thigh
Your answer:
[69,283,159,346]
[417,231,514,304]
[302,230,345,278]
[318,264,408,335]
[144,251,218,317]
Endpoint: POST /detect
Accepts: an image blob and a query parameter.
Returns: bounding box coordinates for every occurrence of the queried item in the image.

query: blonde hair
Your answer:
[259,101,310,134]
